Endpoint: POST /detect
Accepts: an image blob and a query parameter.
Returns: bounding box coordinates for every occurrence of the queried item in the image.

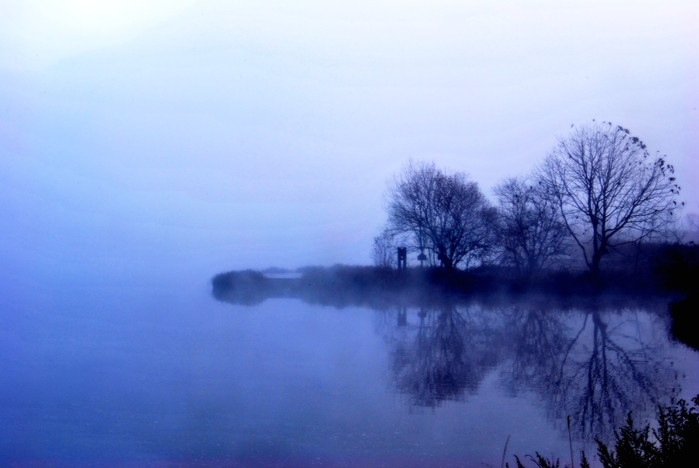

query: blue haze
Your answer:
[1,2,698,465]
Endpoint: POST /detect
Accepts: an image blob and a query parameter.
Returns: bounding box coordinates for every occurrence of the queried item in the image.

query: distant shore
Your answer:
[212,260,698,349]
[213,261,693,304]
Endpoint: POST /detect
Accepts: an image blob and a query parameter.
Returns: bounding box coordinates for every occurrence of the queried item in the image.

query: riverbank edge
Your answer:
[211,265,697,348]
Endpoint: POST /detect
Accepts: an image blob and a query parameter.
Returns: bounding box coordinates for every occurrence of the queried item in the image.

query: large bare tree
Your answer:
[494,177,568,275]
[387,161,493,270]
[538,122,681,274]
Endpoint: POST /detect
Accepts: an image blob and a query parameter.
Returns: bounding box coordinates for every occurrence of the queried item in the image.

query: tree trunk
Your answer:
[438,252,454,270]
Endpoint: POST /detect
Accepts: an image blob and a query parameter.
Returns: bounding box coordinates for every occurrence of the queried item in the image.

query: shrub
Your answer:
[511,396,699,468]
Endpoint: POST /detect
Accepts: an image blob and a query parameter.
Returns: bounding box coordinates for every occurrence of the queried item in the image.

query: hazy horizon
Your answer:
[2,1,697,288]
[2,4,699,465]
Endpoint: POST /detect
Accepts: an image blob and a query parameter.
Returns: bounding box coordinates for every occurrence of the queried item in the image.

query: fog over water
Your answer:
[2,1,698,465]
[4,272,699,465]
[2,1,698,277]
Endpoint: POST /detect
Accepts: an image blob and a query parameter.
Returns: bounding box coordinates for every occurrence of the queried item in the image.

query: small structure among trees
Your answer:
[385,161,494,270]
[397,247,407,270]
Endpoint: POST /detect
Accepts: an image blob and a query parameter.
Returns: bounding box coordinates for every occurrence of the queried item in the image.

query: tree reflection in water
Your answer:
[381,302,680,443]
[501,306,568,391]
[387,303,502,408]
[214,280,687,444]
[548,309,678,442]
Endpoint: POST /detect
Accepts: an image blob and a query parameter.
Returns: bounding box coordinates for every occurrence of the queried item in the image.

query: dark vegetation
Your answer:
[212,241,698,352]
[213,241,698,306]
[669,294,699,350]
[509,395,699,468]
[376,122,685,277]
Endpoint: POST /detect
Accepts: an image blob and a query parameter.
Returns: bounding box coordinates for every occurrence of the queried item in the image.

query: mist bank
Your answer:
[211,242,698,346]
[212,250,695,306]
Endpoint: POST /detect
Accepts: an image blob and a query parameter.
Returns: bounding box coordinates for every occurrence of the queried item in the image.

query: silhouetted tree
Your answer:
[387,161,494,270]
[538,122,681,274]
[494,177,568,275]
[372,228,396,267]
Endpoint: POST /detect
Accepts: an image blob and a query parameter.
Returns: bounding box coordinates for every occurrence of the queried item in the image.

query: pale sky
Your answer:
[1,0,697,285]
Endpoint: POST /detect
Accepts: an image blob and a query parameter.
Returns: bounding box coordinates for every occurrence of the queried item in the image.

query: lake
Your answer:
[2,273,697,467]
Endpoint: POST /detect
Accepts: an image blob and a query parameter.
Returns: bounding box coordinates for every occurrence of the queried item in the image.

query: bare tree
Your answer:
[372,228,396,267]
[538,122,681,274]
[494,177,568,275]
[387,161,493,270]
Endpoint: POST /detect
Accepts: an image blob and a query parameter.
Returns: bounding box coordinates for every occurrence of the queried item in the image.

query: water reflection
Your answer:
[543,309,678,442]
[379,303,680,443]
[213,277,691,447]
[501,306,567,392]
[388,303,501,408]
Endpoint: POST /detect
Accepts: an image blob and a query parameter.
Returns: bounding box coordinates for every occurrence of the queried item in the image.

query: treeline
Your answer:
[213,121,697,308]
[374,121,691,278]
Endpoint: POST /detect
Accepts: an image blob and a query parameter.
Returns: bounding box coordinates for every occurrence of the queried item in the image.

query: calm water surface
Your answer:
[2,273,698,466]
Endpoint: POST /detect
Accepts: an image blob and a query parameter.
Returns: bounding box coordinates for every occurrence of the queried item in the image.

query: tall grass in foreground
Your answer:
[508,395,699,468]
